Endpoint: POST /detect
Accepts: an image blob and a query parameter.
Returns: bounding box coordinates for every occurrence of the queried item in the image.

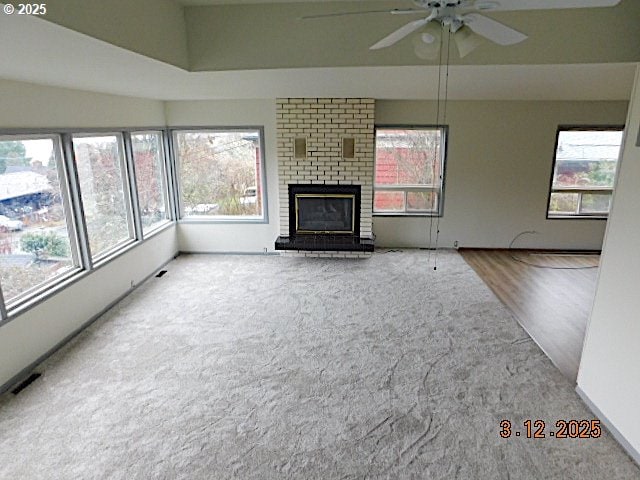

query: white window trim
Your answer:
[546,126,623,220]
[373,126,447,217]
[71,132,137,258]
[129,130,173,237]
[0,127,175,322]
[171,127,269,224]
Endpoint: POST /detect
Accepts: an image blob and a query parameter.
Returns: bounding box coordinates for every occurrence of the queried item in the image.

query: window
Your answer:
[72,134,134,259]
[374,127,446,215]
[548,128,623,218]
[0,135,79,306]
[174,129,265,220]
[131,132,170,235]
[0,128,174,318]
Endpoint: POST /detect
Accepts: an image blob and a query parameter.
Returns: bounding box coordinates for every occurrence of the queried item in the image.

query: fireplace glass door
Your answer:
[295,194,355,234]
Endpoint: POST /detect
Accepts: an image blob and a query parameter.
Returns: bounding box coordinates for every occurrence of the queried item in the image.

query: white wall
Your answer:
[166,98,627,252]
[164,99,280,253]
[375,100,628,249]
[577,67,640,461]
[0,228,178,388]
[0,79,178,389]
[0,79,167,129]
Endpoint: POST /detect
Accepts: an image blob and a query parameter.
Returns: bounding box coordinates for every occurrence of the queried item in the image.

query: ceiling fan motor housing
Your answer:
[419,1,464,8]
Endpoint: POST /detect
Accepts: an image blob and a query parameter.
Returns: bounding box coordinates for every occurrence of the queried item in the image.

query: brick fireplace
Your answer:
[275,98,375,257]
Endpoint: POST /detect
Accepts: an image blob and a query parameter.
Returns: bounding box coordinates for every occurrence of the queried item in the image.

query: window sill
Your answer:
[92,239,139,268]
[373,213,441,218]
[1,229,174,324]
[547,215,608,220]
[179,216,268,225]
[3,266,86,323]
[142,220,174,239]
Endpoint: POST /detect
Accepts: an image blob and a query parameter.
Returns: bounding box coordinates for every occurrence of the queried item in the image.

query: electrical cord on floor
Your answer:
[508,231,599,270]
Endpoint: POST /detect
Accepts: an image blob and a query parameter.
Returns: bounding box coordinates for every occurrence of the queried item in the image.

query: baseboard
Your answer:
[576,385,640,466]
[178,250,280,256]
[459,247,601,254]
[0,254,178,397]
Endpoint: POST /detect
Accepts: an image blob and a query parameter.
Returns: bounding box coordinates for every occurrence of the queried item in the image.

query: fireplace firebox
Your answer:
[291,184,359,237]
[296,194,354,233]
[275,184,374,252]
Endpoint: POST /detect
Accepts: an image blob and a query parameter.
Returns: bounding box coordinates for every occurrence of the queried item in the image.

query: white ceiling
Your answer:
[0,9,635,101]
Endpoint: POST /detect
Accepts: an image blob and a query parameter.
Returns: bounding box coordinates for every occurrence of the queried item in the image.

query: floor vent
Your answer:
[12,373,41,395]
[155,270,167,278]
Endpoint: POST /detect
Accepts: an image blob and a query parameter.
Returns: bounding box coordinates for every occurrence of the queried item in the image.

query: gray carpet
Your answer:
[0,251,638,479]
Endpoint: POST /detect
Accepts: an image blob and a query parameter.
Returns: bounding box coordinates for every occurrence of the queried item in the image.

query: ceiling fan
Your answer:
[303,0,622,58]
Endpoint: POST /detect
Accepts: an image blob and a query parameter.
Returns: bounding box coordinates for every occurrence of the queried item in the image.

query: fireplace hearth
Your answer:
[275,184,374,252]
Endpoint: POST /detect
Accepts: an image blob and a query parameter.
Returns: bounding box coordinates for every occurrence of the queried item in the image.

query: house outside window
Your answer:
[173,129,266,221]
[0,135,80,306]
[547,127,624,218]
[374,127,446,216]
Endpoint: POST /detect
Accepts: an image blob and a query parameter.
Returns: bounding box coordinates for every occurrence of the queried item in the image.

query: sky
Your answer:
[21,138,54,165]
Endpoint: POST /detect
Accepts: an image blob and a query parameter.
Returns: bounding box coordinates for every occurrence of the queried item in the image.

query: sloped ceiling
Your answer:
[37,0,190,69]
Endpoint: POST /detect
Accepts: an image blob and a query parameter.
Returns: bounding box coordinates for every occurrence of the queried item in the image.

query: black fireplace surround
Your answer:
[275,184,374,252]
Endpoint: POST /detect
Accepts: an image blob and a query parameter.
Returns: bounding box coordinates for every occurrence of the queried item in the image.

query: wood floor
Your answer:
[460,249,600,383]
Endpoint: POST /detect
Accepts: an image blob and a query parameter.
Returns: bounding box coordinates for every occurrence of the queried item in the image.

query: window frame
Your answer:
[373,125,448,217]
[71,131,137,262]
[0,127,175,323]
[0,133,83,311]
[171,126,269,224]
[128,130,173,238]
[546,125,624,220]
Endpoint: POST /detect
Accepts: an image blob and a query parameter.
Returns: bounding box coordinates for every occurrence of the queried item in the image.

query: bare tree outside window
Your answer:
[73,134,132,258]
[175,130,264,219]
[0,136,77,304]
[131,132,170,235]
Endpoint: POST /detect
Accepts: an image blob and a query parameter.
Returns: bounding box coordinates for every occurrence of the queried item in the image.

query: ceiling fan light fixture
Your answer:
[412,33,441,59]
[454,25,485,58]
[420,32,437,44]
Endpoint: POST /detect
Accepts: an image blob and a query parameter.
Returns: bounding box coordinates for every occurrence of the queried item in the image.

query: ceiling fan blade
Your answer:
[370,18,432,50]
[463,13,527,45]
[390,9,427,15]
[300,8,422,20]
[454,26,485,58]
[475,0,621,11]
